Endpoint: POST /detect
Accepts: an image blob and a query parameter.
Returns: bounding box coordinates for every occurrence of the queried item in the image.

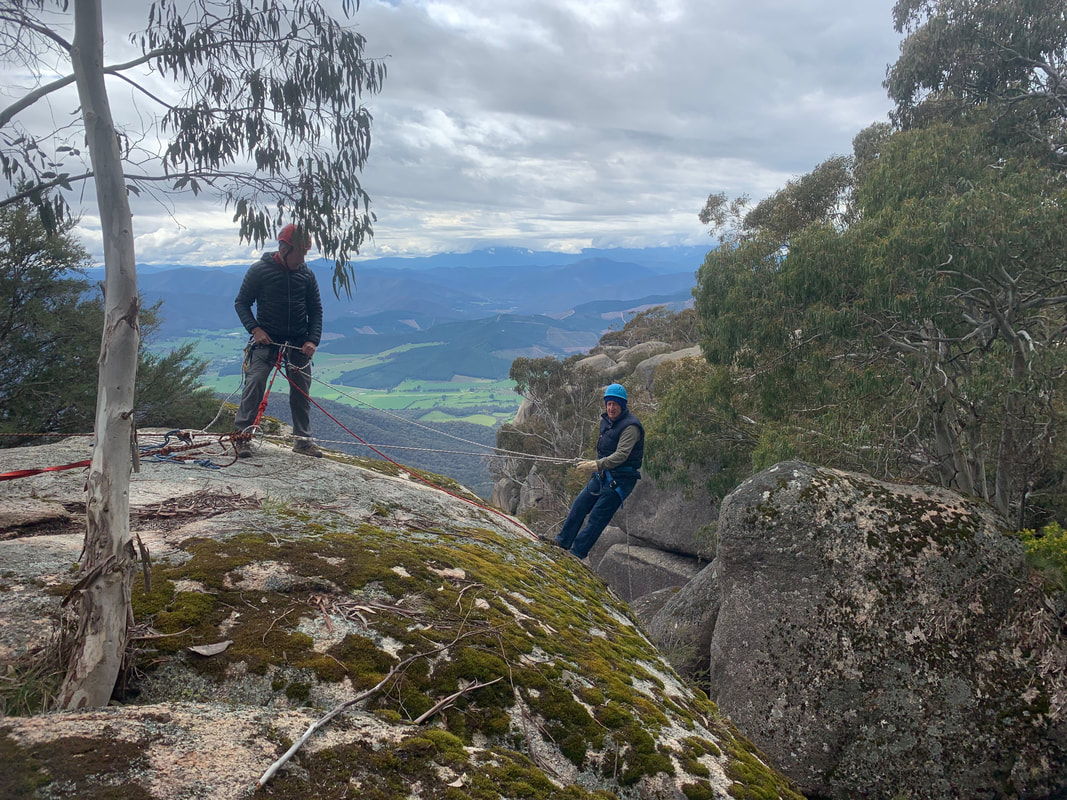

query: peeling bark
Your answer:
[56,0,139,710]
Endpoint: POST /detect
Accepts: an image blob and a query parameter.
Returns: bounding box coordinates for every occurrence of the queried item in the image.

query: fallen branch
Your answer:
[257,662,401,789]
[410,677,502,725]
[257,625,499,789]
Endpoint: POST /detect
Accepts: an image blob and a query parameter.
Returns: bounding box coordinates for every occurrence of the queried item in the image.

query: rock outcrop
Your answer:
[631,346,701,393]
[0,435,800,800]
[650,461,1067,800]
[493,342,714,605]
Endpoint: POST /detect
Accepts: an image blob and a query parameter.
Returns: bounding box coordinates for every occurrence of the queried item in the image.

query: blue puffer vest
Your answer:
[596,409,644,475]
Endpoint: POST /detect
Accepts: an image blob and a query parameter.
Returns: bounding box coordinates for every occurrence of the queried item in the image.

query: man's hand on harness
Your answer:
[251,327,272,346]
[576,459,598,476]
[250,329,315,359]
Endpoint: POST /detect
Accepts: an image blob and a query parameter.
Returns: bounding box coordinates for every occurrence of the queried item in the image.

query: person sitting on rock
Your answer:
[554,383,644,560]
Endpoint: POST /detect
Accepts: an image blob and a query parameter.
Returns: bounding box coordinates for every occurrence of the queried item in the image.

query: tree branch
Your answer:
[0,172,93,209]
[0,51,163,130]
[410,677,502,725]
[257,625,500,789]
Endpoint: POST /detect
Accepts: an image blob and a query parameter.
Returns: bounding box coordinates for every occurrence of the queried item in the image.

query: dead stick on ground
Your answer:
[410,677,501,725]
[257,666,400,790]
[257,626,499,789]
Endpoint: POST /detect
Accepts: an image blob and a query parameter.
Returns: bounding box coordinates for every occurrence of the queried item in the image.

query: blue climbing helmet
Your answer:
[603,383,628,409]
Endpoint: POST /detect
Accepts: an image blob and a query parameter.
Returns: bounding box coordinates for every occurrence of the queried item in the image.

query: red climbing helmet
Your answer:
[278,223,311,249]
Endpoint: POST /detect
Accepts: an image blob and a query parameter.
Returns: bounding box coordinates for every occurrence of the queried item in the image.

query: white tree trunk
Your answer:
[994,336,1029,519]
[57,0,140,710]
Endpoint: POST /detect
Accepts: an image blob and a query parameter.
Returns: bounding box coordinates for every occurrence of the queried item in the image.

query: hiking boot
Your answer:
[234,437,253,459]
[293,439,324,458]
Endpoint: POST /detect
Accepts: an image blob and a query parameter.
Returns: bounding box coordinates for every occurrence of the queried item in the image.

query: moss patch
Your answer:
[0,729,154,800]
[120,505,785,795]
[722,732,805,800]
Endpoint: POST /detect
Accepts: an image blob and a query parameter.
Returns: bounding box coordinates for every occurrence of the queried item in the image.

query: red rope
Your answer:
[250,347,285,430]
[0,432,250,482]
[0,459,92,482]
[281,368,538,540]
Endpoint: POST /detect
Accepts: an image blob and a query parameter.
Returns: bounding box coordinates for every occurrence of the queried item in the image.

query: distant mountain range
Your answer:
[90,245,707,385]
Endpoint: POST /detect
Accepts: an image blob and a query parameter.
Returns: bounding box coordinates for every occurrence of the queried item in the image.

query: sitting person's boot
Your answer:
[293,438,324,458]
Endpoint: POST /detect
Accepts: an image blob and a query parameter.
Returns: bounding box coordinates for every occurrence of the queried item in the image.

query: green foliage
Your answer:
[0,204,98,439]
[600,305,700,348]
[0,202,221,442]
[740,154,855,239]
[651,0,1067,515]
[135,341,218,429]
[678,115,1067,520]
[643,358,750,494]
[1018,523,1067,586]
[887,0,1067,151]
[1,0,386,293]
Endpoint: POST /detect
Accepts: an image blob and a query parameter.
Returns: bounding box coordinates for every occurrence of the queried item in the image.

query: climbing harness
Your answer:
[588,468,637,504]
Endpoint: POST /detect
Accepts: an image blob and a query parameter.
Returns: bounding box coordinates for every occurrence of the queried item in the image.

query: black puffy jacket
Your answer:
[234,253,323,346]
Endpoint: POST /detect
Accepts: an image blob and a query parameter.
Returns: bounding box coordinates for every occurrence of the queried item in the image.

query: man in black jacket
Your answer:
[554,383,644,559]
[233,224,324,458]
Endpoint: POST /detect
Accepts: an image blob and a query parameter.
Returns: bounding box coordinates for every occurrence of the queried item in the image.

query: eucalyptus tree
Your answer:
[666,0,1067,524]
[886,0,1067,155]
[686,118,1067,525]
[0,0,385,708]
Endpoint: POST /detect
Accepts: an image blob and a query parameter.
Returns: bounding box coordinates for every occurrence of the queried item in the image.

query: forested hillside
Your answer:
[664,0,1067,529]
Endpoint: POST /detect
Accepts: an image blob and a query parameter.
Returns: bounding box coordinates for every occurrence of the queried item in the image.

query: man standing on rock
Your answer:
[233,224,324,458]
[554,383,644,559]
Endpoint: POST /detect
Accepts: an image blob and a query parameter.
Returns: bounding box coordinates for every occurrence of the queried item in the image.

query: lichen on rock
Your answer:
[0,436,801,800]
[654,460,1067,800]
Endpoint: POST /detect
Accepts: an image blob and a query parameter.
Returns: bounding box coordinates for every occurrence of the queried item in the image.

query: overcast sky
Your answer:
[7,0,904,266]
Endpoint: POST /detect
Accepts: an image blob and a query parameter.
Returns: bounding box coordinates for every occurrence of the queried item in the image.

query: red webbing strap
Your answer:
[0,436,215,482]
[0,459,92,482]
[251,346,285,429]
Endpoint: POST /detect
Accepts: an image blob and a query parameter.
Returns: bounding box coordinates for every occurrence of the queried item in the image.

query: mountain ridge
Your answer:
[116,244,709,275]
[118,247,702,384]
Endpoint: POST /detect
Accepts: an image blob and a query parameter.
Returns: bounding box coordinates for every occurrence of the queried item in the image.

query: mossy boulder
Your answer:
[0,435,802,800]
[653,461,1067,800]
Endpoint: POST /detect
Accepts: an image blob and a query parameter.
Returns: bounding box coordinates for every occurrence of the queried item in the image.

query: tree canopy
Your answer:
[686,116,1067,524]
[0,0,386,293]
[656,0,1067,526]
[886,0,1067,157]
[0,201,218,442]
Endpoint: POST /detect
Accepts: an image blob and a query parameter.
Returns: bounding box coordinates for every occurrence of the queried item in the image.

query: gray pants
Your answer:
[234,344,313,439]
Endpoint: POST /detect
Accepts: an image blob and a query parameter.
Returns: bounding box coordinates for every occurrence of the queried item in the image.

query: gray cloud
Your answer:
[6,0,902,265]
